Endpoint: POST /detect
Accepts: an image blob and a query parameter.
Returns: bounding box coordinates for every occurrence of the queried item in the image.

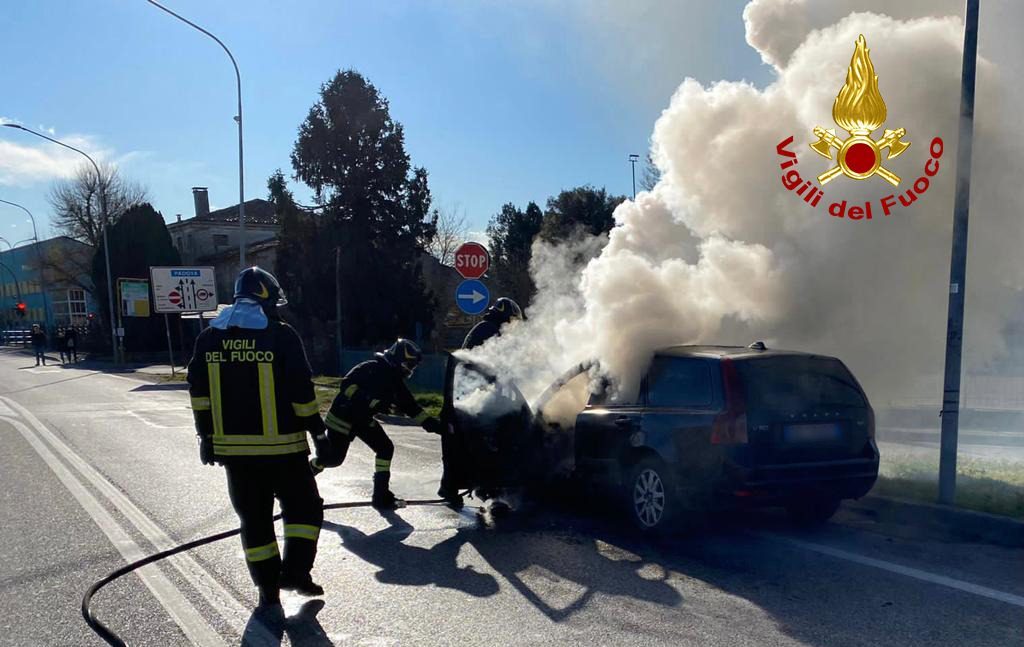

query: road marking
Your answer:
[758,531,1024,608]
[2,414,225,646]
[0,396,282,646]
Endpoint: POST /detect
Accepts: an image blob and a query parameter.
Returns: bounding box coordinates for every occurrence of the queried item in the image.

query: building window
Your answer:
[176,237,183,250]
[213,234,229,247]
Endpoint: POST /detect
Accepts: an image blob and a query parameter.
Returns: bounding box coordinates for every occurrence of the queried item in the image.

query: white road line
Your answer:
[2,414,224,646]
[758,531,1024,608]
[0,396,281,645]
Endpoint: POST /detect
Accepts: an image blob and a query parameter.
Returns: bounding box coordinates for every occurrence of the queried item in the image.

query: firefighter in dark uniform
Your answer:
[437,297,523,507]
[188,267,325,607]
[311,338,445,509]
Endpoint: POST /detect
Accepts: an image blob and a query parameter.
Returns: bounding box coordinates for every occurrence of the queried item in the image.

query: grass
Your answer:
[874,450,1024,519]
[312,376,443,418]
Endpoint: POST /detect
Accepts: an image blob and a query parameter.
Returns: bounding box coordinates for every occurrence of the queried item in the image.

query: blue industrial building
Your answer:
[0,236,96,332]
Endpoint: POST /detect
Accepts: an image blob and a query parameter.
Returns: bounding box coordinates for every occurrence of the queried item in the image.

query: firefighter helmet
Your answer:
[486,297,523,323]
[233,267,288,307]
[381,338,423,378]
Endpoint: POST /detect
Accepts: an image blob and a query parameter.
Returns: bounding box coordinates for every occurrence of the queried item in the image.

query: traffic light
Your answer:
[15,302,26,318]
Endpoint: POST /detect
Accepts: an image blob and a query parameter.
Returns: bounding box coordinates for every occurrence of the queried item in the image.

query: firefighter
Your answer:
[461,297,523,351]
[187,267,325,608]
[437,297,523,507]
[311,338,445,509]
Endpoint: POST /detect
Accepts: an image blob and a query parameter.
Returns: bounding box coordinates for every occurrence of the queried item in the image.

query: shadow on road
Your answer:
[240,599,335,647]
[131,383,189,392]
[326,506,683,622]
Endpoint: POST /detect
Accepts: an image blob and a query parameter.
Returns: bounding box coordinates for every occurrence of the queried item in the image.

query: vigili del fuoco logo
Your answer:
[776,34,944,221]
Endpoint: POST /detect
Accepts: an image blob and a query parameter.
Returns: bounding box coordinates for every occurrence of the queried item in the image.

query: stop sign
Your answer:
[454,242,490,279]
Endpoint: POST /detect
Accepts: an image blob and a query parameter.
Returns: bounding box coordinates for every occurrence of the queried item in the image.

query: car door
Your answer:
[573,378,645,487]
[641,356,724,501]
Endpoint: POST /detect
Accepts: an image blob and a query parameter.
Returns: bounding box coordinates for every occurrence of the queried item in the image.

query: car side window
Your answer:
[646,357,713,408]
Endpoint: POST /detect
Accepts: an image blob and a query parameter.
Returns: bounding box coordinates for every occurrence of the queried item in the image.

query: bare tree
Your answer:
[640,153,662,192]
[428,204,470,266]
[47,163,149,247]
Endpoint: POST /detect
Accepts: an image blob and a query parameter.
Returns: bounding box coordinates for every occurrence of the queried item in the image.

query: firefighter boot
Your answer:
[279,572,325,596]
[437,485,464,509]
[372,472,405,509]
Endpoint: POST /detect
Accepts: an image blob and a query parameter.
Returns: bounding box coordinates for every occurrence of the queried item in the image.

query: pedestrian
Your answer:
[438,297,523,508]
[56,327,67,364]
[65,326,78,362]
[30,324,47,366]
[311,338,446,509]
[187,267,326,609]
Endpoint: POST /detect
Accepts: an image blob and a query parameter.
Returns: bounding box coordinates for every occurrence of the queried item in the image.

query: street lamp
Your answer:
[3,123,120,363]
[0,198,51,332]
[628,154,640,200]
[145,0,247,269]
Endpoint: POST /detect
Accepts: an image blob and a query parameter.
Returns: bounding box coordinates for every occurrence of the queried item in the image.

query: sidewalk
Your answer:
[0,346,184,380]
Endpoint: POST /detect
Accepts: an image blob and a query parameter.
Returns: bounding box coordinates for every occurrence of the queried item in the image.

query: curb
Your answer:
[845,494,1024,548]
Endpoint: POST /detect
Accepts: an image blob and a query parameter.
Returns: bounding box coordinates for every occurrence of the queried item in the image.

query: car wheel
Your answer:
[626,458,677,533]
[785,496,841,525]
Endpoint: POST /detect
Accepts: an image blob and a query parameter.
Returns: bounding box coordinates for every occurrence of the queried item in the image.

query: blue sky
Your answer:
[0,0,770,245]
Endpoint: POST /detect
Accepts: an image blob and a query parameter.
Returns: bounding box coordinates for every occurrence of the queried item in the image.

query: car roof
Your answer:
[654,344,836,361]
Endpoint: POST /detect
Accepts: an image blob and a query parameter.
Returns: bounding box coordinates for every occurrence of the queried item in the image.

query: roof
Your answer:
[168,198,279,228]
[655,344,830,361]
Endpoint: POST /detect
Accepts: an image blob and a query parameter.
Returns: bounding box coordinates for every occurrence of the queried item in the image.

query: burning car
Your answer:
[444,342,879,533]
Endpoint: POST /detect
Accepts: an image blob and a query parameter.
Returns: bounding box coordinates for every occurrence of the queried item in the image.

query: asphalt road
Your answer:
[0,347,1021,647]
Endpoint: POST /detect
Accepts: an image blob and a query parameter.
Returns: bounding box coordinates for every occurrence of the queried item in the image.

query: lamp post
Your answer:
[3,123,120,363]
[0,198,51,332]
[145,0,247,269]
[629,154,640,200]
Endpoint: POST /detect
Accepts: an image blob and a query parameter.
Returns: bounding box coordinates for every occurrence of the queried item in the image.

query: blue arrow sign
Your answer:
[455,279,490,315]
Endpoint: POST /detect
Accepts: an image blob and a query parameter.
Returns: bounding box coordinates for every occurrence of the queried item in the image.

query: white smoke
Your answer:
[462,1,1024,420]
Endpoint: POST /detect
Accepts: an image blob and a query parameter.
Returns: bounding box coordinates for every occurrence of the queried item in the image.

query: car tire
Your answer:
[625,457,678,533]
[785,496,841,525]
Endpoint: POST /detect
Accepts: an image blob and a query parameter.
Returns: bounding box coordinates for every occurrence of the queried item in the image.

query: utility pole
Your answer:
[628,154,640,200]
[938,0,980,506]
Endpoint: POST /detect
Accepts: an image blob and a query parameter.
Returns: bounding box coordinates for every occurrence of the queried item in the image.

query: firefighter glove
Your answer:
[197,435,215,465]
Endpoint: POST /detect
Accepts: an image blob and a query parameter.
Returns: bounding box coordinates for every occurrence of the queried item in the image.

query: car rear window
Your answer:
[735,356,866,409]
[646,357,713,408]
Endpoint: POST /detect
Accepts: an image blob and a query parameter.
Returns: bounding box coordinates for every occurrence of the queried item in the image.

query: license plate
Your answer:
[783,423,841,443]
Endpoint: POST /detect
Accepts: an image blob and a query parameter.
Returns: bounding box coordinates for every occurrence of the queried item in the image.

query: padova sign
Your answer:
[150,266,218,313]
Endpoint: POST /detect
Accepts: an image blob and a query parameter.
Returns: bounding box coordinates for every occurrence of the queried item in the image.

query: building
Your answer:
[0,236,97,330]
[202,237,280,306]
[167,187,280,266]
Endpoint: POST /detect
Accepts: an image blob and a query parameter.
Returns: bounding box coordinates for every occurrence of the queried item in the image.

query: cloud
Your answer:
[0,118,124,187]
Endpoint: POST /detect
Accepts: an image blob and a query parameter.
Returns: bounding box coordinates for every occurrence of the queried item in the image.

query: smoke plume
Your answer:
[462,1,1024,421]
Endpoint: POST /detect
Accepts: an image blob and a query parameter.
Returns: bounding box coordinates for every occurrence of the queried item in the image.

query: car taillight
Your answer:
[712,359,748,444]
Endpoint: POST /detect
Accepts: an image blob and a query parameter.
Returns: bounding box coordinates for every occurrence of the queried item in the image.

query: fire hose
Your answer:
[82,497,455,647]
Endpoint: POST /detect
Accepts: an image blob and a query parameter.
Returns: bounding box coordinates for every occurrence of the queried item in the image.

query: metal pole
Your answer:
[629,154,639,200]
[164,314,175,376]
[145,0,246,269]
[0,199,50,333]
[2,124,121,365]
[938,0,980,506]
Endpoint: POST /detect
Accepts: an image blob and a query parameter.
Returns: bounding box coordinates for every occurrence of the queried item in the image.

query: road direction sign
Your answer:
[454,242,489,279]
[150,266,218,313]
[455,279,490,316]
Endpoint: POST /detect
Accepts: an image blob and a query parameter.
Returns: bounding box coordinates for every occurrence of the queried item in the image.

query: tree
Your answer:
[640,153,661,192]
[428,204,470,266]
[539,186,625,243]
[91,203,181,351]
[48,163,148,247]
[487,202,543,306]
[284,70,437,349]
